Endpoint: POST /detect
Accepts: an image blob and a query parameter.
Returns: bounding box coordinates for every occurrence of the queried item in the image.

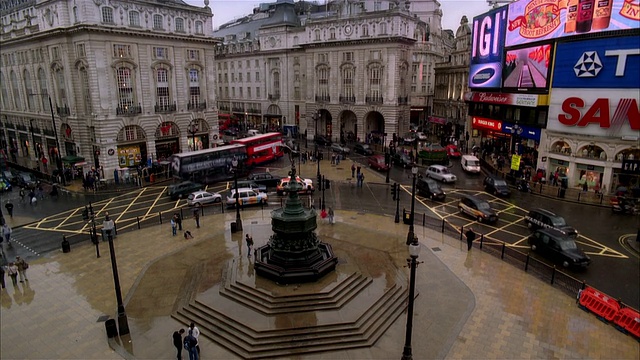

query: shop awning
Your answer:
[61,155,85,164]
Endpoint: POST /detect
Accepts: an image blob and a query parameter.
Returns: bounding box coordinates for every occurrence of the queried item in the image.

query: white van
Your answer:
[461,155,481,173]
[247,129,261,137]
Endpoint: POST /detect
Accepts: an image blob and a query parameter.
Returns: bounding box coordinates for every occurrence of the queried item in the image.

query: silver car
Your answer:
[187,191,222,206]
[425,165,457,183]
[330,143,350,155]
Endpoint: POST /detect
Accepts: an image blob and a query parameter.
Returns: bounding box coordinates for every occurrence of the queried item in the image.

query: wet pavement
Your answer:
[1,159,638,359]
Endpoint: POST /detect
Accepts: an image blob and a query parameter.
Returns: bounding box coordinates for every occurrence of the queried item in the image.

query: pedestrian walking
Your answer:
[465,227,476,251]
[189,322,201,355]
[328,207,335,224]
[172,328,185,360]
[245,234,254,258]
[356,165,361,176]
[176,213,183,231]
[15,256,28,282]
[184,330,198,360]
[28,190,36,205]
[5,200,14,217]
[7,262,18,287]
[576,288,583,304]
[19,188,25,203]
[2,223,12,245]
[351,163,356,178]
[0,263,5,289]
[192,206,201,228]
[171,216,177,236]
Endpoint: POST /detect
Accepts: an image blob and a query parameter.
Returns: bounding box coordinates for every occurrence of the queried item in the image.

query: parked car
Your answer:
[3,170,17,184]
[0,178,12,192]
[458,194,498,223]
[483,175,511,197]
[17,172,37,189]
[461,155,481,173]
[416,177,446,201]
[167,181,203,200]
[415,132,428,141]
[445,144,461,158]
[187,190,222,206]
[314,135,332,146]
[425,165,457,183]
[353,143,374,156]
[232,180,267,193]
[367,155,389,171]
[276,176,314,195]
[528,228,591,268]
[330,143,351,155]
[247,172,280,188]
[392,152,414,168]
[402,132,417,145]
[525,208,578,237]
[226,188,268,207]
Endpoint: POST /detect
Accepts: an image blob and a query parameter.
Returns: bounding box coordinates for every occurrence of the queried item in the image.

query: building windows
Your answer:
[73,6,79,23]
[23,69,34,111]
[362,24,369,37]
[54,68,67,106]
[343,52,353,63]
[37,68,47,110]
[0,72,8,109]
[374,1,382,11]
[246,72,250,82]
[79,67,92,114]
[248,87,252,98]
[239,73,243,82]
[101,7,114,24]
[113,44,131,58]
[368,66,382,99]
[238,60,242,69]
[294,86,300,100]
[371,50,380,60]
[51,47,60,60]
[329,28,336,39]
[314,29,321,41]
[156,68,170,108]
[239,87,243,97]
[246,60,250,68]
[255,72,260,82]
[218,73,221,82]
[272,71,280,97]
[195,21,203,34]
[380,22,387,34]
[76,43,85,58]
[187,49,200,61]
[341,66,354,100]
[153,47,167,59]
[318,53,328,63]
[255,59,259,67]
[129,11,140,26]
[117,67,134,109]
[232,87,235,97]
[317,66,329,99]
[175,17,184,32]
[153,14,164,30]
[256,87,260,98]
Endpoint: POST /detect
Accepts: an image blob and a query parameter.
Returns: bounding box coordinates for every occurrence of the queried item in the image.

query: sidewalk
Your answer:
[1,209,638,359]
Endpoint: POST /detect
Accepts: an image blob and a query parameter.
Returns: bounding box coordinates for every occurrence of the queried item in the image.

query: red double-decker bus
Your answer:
[218,113,237,131]
[231,132,283,167]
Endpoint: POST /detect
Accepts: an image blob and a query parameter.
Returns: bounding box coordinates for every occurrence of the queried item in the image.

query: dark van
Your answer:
[416,178,446,201]
[167,181,203,200]
[525,208,578,237]
[458,194,498,223]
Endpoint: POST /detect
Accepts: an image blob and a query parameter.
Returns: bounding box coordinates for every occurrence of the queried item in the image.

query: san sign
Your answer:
[548,89,640,137]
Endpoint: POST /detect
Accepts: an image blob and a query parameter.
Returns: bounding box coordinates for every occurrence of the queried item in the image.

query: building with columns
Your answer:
[213,0,446,145]
[432,15,471,143]
[0,0,218,179]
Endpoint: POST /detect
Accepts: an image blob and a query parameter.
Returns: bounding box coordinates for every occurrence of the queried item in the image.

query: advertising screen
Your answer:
[505,0,640,47]
[469,6,508,89]
[553,36,640,88]
[503,44,552,91]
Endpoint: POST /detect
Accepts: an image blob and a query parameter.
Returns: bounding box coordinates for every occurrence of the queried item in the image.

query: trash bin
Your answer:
[403,209,413,225]
[105,319,118,338]
[61,237,71,253]
[101,229,117,241]
[325,179,331,189]
[230,222,238,233]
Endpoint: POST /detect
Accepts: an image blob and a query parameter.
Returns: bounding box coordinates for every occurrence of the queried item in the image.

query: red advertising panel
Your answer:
[472,116,504,131]
[505,0,640,47]
[503,44,553,91]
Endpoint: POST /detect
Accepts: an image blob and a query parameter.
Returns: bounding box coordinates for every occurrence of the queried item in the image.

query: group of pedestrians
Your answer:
[350,163,365,187]
[0,255,29,289]
[171,210,202,239]
[173,322,200,360]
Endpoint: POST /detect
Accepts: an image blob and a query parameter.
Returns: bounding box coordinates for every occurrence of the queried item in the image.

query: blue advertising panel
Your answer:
[553,36,640,88]
[506,0,640,47]
[502,122,542,141]
[469,6,508,89]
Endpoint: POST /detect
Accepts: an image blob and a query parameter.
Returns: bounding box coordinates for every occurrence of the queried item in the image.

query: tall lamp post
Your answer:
[406,166,418,245]
[401,238,421,360]
[188,122,198,151]
[232,157,243,231]
[103,215,129,335]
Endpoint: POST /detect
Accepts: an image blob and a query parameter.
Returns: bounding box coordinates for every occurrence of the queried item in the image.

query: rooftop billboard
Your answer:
[469,6,508,89]
[505,0,640,47]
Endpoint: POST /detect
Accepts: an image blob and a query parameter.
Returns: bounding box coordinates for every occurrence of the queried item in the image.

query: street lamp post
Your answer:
[401,238,421,360]
[406,166,418,245]
[385,149,391,184]
[189,122,198,151]
[232,157,243,231]
[321,175,326,211]
[31,94,65,185]
[102,215,129,335]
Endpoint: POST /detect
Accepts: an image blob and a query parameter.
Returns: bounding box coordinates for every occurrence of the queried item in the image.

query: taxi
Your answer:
[226,188,268,207]
[276,176,314,195]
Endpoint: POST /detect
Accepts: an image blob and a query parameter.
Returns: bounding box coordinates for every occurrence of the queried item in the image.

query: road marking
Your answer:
[116,188,147,223]
[143,186,167,219]
[618,235,639,259]
[52,207,82,230]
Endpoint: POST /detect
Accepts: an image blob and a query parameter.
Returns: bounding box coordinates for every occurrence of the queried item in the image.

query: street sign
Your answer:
[511,154,521,171]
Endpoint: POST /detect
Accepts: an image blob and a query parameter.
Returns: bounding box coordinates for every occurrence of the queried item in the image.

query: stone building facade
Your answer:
[0,0,218,179]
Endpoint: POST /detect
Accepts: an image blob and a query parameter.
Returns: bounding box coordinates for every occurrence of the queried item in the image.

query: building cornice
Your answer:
[301,36,416,49]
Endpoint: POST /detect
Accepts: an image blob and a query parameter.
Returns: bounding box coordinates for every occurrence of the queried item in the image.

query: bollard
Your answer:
[137,216,140,229]
[441,219,445,233]
[480,234,484,249]
[459,226,464,241]
[422,213,425,226]
[501,242,506,259]
[581,281,586,290]
[551,266,556,284]
[577,192,581,201]
[61,235,71,253]
[180,207,183,220]
[159,211,163,224]
[202,205,205,216]
[525,253,530,271]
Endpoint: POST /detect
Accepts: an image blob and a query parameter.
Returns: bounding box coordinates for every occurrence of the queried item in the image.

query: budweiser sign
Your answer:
[468,92,538,107]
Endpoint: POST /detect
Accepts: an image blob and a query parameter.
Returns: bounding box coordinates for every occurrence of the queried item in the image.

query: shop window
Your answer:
[550,141,571,155]
[577,145,604,159]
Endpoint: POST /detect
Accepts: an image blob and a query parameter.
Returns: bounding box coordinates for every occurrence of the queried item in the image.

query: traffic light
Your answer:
[317,174,322,187]
[391,183,397,200]
[385,152,390,166]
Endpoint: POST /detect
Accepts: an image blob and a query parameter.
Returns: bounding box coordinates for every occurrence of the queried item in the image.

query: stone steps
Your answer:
[173,280,408,358]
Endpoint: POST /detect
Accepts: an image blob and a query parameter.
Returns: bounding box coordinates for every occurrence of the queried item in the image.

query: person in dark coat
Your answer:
[465,227,476,251]
[172,328,185,360]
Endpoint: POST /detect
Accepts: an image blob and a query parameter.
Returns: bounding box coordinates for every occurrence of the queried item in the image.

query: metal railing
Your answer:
[56,105,70,116]
[339,95,355,104]
[315,95,330,102]
[154,103,176,113]
[187,101,207,111]
[116,105,142,116]
[365,96,383,105]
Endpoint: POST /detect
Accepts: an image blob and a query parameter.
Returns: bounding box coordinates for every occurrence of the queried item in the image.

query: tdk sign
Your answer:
[469,7,507,89]
[554,37,640,89]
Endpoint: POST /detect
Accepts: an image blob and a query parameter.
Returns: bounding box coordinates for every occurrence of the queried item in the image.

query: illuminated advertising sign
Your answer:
[469,7,508,89]
[465,92,540,107]
[502,122,542,141]
[472,116,503,131]
[505,0,640,47]
[553,36,639,88]
[503,44,552,91]
[548,89,640,136]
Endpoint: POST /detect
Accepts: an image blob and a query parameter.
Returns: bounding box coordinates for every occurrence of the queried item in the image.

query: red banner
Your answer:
[472,116,503,131]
